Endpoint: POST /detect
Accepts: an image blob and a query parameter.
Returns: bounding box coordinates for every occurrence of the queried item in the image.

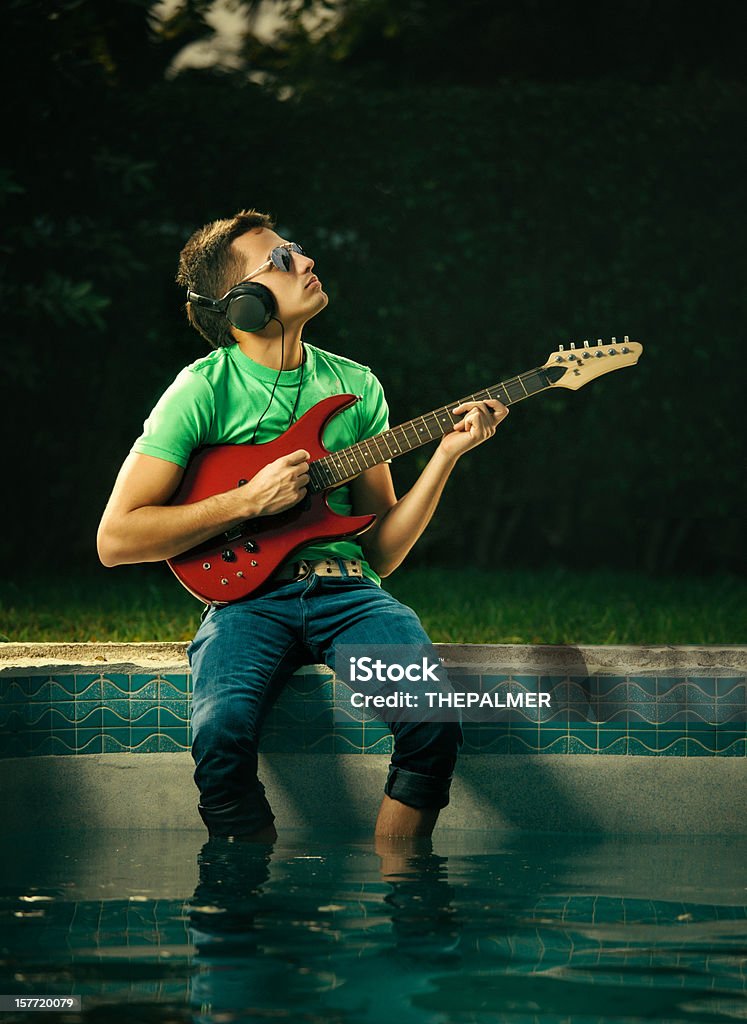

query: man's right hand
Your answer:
[237,449,311,518]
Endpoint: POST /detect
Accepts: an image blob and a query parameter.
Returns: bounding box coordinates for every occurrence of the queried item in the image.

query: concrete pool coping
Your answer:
[2,641,746,674]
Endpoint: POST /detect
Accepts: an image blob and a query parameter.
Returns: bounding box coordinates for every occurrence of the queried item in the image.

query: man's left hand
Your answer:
[439,399,509,460]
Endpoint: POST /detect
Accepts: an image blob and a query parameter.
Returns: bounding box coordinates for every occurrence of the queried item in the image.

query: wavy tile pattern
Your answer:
[0,669,745,758]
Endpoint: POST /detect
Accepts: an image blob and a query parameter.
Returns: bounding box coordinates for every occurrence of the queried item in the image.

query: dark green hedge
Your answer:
[4,73,744,575]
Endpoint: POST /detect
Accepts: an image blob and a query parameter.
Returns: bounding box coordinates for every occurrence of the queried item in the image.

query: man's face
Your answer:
[230,227,328,333]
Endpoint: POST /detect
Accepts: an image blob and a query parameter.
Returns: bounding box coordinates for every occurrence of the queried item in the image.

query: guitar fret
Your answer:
[369,432,389,463]
[308,363,558,493]
[348,445,364,474]
[361,438,378,469]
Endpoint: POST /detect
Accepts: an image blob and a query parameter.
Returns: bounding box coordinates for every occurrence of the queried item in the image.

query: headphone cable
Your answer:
[249,319,305,443]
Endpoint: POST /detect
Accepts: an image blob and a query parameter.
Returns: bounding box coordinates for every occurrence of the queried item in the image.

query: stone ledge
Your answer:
[2,641,746,675]
[2,753,746,835]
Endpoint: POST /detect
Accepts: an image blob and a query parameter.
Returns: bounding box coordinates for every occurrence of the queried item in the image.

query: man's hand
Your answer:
[438,399,509,461]
[238,449,310,517]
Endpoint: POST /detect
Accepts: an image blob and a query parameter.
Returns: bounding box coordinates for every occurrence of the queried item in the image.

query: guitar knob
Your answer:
[222,549,237,562]
[243,540,258,553]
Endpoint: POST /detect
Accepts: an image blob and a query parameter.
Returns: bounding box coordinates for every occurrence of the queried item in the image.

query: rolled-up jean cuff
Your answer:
[384,764,453,810]
[198,785,275,838]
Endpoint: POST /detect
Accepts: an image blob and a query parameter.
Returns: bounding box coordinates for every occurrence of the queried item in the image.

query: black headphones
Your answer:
[187,281,277,333]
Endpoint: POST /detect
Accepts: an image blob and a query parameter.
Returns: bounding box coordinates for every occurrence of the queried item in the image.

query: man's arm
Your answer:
[97,449,311,567]
[351,399,509,577]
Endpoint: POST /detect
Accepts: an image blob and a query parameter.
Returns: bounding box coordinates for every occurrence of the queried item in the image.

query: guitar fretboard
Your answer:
[308,363,564,492]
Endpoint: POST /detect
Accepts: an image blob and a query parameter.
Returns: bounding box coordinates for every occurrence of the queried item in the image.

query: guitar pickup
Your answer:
[224,527,243,541]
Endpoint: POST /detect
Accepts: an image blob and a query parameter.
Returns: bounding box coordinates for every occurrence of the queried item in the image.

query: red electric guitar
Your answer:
[166,337,643,604]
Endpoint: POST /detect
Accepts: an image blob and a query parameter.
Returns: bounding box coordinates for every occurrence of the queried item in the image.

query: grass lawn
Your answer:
[1,565,744,645]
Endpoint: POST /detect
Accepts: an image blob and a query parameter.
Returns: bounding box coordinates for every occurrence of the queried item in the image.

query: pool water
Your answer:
[0,829,745,1023]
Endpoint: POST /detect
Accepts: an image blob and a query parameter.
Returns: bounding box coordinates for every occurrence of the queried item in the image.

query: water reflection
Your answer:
[186,832,747,1024]
[188,834,465,1023]
[0,830,745,1023]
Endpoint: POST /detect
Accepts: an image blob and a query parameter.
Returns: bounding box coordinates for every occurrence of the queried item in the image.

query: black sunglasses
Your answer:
[238,242,307,285]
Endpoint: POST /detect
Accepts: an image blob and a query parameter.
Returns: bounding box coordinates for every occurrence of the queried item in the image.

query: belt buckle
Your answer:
[294,559,311,581]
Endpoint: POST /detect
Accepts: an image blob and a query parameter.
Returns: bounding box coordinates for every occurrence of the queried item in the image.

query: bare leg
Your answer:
[231,822,278,843]
[374,794,439,837]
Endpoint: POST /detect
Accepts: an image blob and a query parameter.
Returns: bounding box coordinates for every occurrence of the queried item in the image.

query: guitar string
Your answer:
[309,367,552,491]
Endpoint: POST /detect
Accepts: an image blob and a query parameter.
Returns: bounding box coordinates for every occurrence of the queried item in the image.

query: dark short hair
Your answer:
[176,209,276,348]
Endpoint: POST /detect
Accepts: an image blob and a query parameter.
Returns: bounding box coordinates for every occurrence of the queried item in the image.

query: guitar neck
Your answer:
[309,362,566,491]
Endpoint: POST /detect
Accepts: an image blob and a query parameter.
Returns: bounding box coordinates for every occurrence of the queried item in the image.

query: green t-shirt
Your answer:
[130,341,390,584]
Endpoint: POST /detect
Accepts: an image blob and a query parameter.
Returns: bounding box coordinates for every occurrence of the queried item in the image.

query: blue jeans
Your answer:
[186,567,463,837]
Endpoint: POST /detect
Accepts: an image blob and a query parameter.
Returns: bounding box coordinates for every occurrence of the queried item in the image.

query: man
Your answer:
[97,209,509,842]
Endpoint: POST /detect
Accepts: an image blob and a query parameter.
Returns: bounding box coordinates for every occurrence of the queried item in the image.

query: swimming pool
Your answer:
[1,828,745,1023]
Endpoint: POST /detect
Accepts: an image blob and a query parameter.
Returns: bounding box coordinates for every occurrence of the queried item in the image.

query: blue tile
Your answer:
[160,703,189,727]
[479,673,511,689]
[0,704,25,729]
[597,727,627,750]
[291,673,334,696]
[687,676,717,697]
[33,735,76,756]
[657,678,688,701]
[365,735,394,754]
[0,676,23,698]
[130,727,156,748]
[480,733,512,754]
[0,734,30,757]
[658,736,689,755]
[715,705,747,725]
[101,675,131,699]
[258,730,298,753]
[102,701,131,727]
[96,671,128,696]
[102,728,131,752]
[627,676,657,698]
[160,673,190,697]
[158,732,189,752]
[718,679,747,702]
[130,704,159,727]
[567,733,599,754]
[305,728,336,753]
[77,729,105,754]
[508,733,537,754]
[716,729,747,753]
[28,706,72,729]
[74,703,104,728]
[129,676,160,700]
[594,677,628,697]
[128,734,159,753]
[538,732,569,754]
[717,737,747,756]
[333,734,363,753]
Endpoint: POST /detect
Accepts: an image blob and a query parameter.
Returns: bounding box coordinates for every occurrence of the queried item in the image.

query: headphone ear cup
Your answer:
[225,283,276,332]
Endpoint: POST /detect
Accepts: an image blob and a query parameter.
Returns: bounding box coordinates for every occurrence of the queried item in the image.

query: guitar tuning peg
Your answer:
[570,342,576,349]
[583,339,590,348]
[611,336,617,344]
[597,338,602,345]
[624,335,629,343]
[559,344,564,351]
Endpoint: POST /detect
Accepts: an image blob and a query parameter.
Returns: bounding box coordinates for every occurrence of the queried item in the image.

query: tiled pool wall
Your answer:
[1,643,745,834]
[1,643,745,759]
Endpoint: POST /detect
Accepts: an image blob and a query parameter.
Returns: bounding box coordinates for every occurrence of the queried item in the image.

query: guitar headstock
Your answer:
[543,337,643,390]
